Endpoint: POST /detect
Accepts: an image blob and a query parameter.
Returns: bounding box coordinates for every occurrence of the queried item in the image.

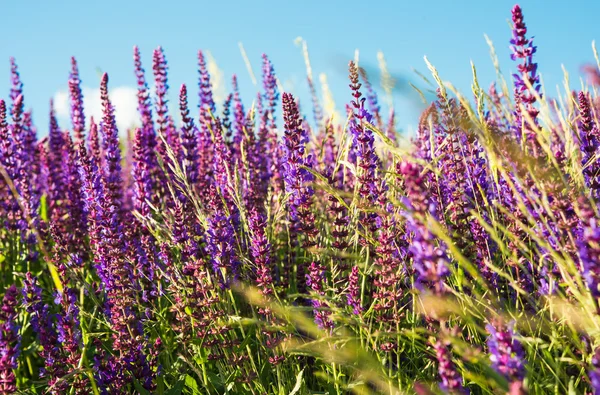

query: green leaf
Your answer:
[184,375,200,394]
[165,378,185,395]
[133,380,151,395]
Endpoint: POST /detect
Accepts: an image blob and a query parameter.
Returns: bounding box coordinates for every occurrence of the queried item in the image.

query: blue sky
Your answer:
[1,0,598,135]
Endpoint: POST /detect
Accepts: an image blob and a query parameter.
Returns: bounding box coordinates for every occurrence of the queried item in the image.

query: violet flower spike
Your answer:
[399,161,450,294]
[578,91,600,198]
[69,57,86,143]
[179,84,199,186]
[281,92,314,228]
[198,50,216,115]
[9,57,23,114]
[347,265,362,315]
[580,218,600,311]
[0,285,20,395]
[99,73,123,210]
[486,321,526,384]
[510,4,541,151]
[262,54,279,129]
[248,208,274,296]
[22,273,68,392]
[434,339,467,394]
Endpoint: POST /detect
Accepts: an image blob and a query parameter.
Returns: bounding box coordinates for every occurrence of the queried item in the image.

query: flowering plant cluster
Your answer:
[2,4,600,394]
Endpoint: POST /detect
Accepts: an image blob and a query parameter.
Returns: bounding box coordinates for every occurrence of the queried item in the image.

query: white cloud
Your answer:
[53,86,139,135]
[205,51,226,107]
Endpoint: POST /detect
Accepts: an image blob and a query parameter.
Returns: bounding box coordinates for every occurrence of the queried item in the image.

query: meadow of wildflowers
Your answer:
[2,4,600,394]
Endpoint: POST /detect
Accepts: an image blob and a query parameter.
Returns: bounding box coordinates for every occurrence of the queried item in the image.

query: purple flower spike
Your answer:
[434,339,467,394]
[152,46,171,193]
[578,92,600,198]
[347,265,362,315]
[48,101,66,224]
[281,92,316,238]
[99,73,123,211]
[231,74,246,150]
[22,273,68,392]
[249,208,274,296]
[133,46,159,202]
[9,57,23,113]
[510,4,541,152]
[205,191,239,288]
[306,261,333,331]
[399,161,450,294]
[348,61,382,206]
[69,57,86,143]
[262,54,279,129]
[580,219,600,310]
[134,46,153,132]
[198,50,216,115]
[132,127,152,218]
[590,347,600,394]
[0,285,20,395]
[179,84,199,186]
[358,67,382,129]
[0,100,11,216]
[486,321,526,384]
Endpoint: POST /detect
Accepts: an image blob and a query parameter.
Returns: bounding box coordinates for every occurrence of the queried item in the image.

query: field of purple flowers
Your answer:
[1,4,600,394]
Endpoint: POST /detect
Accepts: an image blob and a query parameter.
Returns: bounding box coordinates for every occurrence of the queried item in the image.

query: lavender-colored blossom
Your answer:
[358,66,382,129]
[198,50,216,115]
[231,74,246,157]
[133,46,159,204]
[69,57,86,143]
[99,73,123,210]
[0,100,13,222]
[131,127,152,219]
[77,142,104,283]
[578,91,600,198]
[346,265,362,315]
[131,126,159,299]
[205,189,239,288]
[48,101,66,224]
[434,339,467,394]
[400,161,450,294]
[372,215,404,322]
[54,287,88,391]
[9,57,23,112]
[281,92,315,231]
[22,273,67,392]
[486,321,526,383]
[306,261,333,331]
[211,118,238,227]
[10,94,38,238]
[580,219,600,309]
[87,118,103,173]
[253,97,273,210]
[152,46,171,194]
[262,54,279,129]
[248,208,274,296]
[0,285,20,395]
[221,93,233,145]
[510,4,541,152]
[348,61,382,206]
[152,47,169,135]
[179,84,199,186]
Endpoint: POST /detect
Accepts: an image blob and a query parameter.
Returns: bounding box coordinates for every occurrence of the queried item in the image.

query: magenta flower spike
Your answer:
[0,285,20,395]
[509,4,541,152]
[69,57,86,143]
